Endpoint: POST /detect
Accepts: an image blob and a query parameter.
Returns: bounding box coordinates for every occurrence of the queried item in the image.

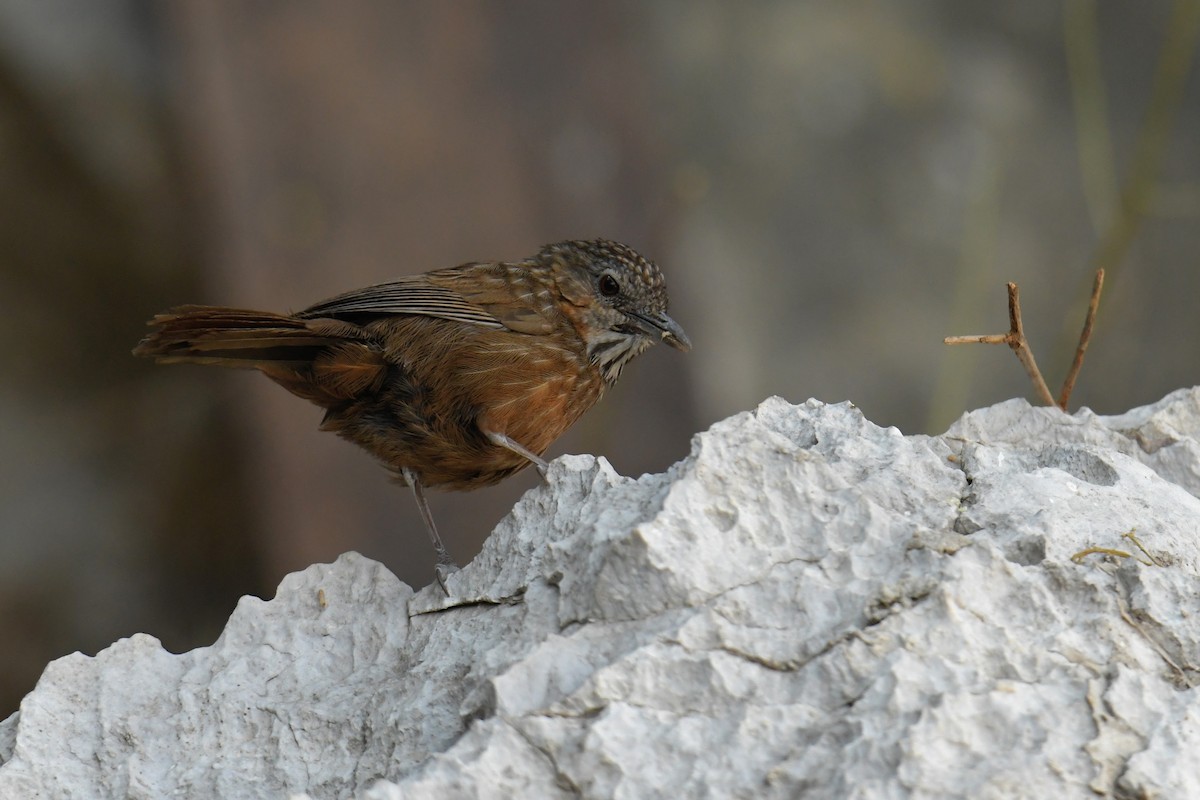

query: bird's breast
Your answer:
[467,336,604,457]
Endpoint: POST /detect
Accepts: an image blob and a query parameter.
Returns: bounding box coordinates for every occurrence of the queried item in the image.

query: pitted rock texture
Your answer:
[3,390,1200,799]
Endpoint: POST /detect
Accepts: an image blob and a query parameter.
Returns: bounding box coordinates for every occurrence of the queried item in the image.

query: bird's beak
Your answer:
[629,310,691,352]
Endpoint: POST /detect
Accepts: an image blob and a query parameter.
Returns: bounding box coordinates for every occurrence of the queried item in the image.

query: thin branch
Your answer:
[1122,529,1164,567]
[943,334,1008,345]
[1004,283,1058,407]
[1058,269,1105,409]
[944,282,1057,407]
[1070,546,1136,564]
[1071,530,1163,568]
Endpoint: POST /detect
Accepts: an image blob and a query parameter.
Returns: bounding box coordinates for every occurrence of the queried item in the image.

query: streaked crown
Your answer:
[538,239,688,384]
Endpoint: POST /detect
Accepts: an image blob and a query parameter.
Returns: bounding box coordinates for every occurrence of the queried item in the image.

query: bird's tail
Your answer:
[133,305,333,368]
[134,305,389,404]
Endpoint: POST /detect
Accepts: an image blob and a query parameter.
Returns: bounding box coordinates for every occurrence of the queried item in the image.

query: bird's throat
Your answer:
[585,330,652,385]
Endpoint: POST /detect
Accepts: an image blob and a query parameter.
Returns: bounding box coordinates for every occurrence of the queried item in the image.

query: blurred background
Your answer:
[1,1,1198,718]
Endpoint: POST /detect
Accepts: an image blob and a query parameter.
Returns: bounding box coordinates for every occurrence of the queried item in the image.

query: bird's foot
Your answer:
[435,561,461,596]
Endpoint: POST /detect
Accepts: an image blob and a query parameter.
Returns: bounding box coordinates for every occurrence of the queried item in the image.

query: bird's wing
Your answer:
[296,270,506,329]
[298,263,558,335]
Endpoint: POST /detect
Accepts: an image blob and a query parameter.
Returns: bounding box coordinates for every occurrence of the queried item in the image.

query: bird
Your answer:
[134,239,690,592]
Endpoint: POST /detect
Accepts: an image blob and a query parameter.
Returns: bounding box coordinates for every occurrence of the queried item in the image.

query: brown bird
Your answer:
[134,239,690,591]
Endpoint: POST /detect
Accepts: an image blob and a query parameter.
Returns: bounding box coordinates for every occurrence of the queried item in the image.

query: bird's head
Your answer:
[540,239,690,384]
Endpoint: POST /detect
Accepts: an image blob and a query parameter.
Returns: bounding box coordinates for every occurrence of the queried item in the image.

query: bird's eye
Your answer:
[598,274,620,297]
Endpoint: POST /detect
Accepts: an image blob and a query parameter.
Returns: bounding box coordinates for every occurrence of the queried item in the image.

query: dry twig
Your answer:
[1058,269,1105,408]
[944,270,1106,410]
[1070,528,1163,568]
[944,282,1056,407]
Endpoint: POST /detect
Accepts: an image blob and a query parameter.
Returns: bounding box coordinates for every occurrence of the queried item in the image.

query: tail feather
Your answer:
[133,306,328,367]
[135,305,391,405]
[183,335,335,352]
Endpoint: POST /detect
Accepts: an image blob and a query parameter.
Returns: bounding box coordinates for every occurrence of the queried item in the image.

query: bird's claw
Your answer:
[435,561,461,596]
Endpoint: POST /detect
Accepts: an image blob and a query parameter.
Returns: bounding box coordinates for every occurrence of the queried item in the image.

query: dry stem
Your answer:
[944,282,1056,407]
[1058,269,1105,409]
[944,270,1106,411]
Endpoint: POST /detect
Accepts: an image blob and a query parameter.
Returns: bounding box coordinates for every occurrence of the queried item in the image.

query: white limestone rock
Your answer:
[3,389,1200,799]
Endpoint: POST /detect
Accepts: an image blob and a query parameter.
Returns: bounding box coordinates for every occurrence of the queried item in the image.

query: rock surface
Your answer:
[4,390,1200,798]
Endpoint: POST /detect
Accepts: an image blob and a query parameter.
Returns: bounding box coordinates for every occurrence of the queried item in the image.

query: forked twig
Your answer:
[944,282,1056,407]
[943,270,1106,410]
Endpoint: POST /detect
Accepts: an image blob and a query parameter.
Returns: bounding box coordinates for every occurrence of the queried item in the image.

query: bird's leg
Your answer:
[402,466,459,594]
[483,430,549,480]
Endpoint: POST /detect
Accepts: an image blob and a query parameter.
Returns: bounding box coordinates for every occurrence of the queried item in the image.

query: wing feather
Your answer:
[297,273,506,329]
